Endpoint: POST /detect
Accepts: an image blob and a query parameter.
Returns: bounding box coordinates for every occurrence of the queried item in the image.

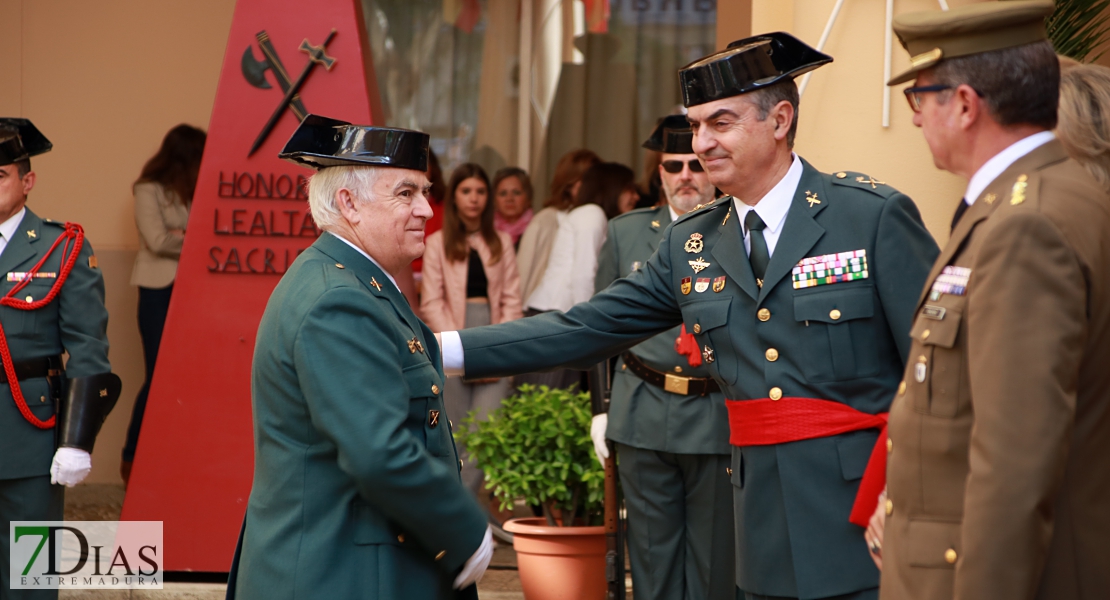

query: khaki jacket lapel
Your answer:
[914,140,1070,308]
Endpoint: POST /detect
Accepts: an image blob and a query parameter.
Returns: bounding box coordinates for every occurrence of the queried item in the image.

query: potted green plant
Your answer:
[457,384,607,600]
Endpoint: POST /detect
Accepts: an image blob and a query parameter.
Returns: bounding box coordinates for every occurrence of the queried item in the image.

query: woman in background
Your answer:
[122,124,206,484]
[421,163,523,497]
[492,167,534,248]
[1058,61,1110,190]
[580,161,639,219]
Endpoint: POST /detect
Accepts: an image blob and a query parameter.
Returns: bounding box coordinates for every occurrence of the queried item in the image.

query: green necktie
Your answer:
[744,210,770,287]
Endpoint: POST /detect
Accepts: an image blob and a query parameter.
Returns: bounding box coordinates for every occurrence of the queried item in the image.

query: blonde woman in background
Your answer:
[122,124,205,484]
[1058,60,1110,190]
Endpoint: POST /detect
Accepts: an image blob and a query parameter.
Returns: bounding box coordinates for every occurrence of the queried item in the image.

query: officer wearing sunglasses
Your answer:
[590,114,733,600]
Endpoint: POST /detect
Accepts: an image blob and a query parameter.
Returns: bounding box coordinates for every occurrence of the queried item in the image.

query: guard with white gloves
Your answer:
[587,116,736,600]
[0,118,118,600]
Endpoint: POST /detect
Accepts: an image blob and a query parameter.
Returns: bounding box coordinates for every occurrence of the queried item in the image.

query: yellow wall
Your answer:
[0,0,235,483]
[753,0,987,244]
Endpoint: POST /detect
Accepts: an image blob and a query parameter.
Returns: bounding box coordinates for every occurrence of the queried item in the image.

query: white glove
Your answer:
[453,525,493,589]
[591,414,609,464]
[50,447,92,487]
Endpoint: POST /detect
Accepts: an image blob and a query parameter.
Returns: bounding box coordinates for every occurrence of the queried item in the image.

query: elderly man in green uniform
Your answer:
[871,3,1110,599]
[591,114,733,600]
[0,118,119,600]
[226,115,492,600]
[439,34,939,600]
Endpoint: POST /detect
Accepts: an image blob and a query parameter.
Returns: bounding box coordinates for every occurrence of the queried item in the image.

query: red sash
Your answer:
[726,396,887,528]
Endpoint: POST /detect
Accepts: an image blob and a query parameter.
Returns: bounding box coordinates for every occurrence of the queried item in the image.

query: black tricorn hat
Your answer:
[279,114,430,172]
[679,32,833,107]
[642,114,695,154]
[0,118,53,167]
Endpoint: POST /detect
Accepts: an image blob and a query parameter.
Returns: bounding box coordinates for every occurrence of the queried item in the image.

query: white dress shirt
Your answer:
[963,131,1056,207]
[331,232,400,293]
[733,153,803,258]
[0,207,27,259]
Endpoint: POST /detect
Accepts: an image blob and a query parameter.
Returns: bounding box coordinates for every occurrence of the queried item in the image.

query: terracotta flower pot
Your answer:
[502,517,607,600]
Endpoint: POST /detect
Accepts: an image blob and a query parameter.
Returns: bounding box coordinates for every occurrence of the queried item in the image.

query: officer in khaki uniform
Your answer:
[592,115,734,600]
[878,3,1110,599]
[440,34,939,600]
[227,116,491,600]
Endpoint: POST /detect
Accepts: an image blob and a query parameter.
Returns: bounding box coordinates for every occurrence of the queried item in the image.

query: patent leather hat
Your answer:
[642,114,694,154]
[679,32,832,107]
[0,118,53,166]
[279,114,430,171]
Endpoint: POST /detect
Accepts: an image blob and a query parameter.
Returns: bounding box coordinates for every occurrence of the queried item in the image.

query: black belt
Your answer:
[0,355,64,386]
[620,352,720,397]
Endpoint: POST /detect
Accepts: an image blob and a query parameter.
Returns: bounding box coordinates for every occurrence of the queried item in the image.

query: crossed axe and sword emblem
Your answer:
[241,29,337,157]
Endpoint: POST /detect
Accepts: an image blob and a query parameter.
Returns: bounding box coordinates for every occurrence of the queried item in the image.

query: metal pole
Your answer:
[799,0,847,97]
[518,0,534,172]
[882,0,894,127]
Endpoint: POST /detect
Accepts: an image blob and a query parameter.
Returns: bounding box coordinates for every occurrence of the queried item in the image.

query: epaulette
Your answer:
[829,171,897,198]
[41,218,65,227]
[609,205,661,225]
[674,196,729,224]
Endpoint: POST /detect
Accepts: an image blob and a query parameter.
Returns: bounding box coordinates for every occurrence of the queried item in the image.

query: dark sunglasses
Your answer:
[661,159,704,174]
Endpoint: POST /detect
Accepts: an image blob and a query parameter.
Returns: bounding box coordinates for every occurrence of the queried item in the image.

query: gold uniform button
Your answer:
[769,387,783,401]
[435,550,447,561]
[40,396,46,403]
[25,296,32,302]
[944,548,957,564]
[829,309,842,320]
[836,172,847,179]
[397,534,405,543]
[674,366,683,373]
[898,381,907,395]
[885,499,894,516]
[431,385,440,395]
[726,467,733,476]
[765,348,779,362]
[887,438,893,453]
[757,308,771,322]
[335,263,345,269]
[693,324,702,334]
[621,363,627,370]
[459,459,464,469]
[922,329,931,340]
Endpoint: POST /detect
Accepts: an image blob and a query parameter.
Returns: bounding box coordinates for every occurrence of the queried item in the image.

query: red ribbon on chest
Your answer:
[726,396,888,528]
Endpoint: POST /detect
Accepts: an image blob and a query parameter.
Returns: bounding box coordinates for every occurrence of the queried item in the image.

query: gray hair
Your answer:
[748,79,800,148]
[932,41,1058,130]
[307,166,382,232]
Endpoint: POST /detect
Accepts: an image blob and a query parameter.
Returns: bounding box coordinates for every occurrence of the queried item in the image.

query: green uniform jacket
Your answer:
[0,208,109,480]
[230,233,488,600]
[460,159,939,599]
[595,204,729,455]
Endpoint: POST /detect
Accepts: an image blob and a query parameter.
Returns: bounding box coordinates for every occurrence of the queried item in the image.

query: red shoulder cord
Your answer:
[0,222,84,429]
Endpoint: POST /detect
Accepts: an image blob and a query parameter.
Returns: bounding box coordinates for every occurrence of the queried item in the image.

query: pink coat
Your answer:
[420,230,524,333]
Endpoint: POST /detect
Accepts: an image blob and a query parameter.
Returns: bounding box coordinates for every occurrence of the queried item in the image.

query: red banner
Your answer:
[120,0,382,572]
